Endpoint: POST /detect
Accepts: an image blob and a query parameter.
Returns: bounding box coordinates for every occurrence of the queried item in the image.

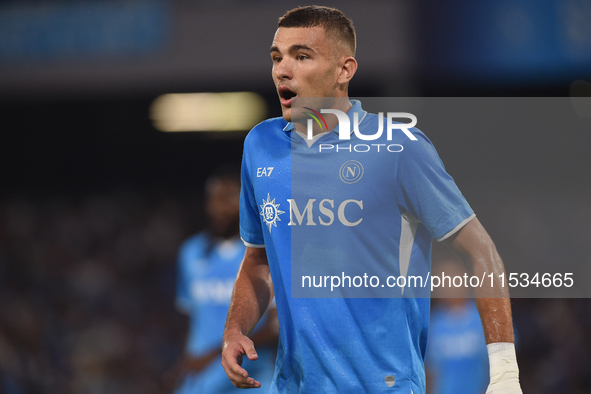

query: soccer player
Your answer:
[222,6,522,393]
[174,167,277,393]
[426,259,490,394]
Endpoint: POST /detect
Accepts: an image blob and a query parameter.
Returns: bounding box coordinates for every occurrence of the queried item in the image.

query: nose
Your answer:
[274,58,293,81]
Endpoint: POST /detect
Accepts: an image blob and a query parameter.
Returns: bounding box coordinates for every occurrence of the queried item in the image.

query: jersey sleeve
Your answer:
[175,242,192,314]
[394,131,474,241]
[239,137,265,247]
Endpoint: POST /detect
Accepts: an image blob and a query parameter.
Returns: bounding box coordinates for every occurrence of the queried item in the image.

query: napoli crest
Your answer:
[339,160,364,184]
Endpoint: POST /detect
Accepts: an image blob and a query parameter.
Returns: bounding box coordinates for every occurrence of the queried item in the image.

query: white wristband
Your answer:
[486,342,522,394]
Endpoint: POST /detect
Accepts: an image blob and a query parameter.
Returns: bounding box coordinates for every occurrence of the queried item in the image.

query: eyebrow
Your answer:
[270,44,315,54]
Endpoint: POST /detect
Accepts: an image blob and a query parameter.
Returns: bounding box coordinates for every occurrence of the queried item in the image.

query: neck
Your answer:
[293,96,352,136]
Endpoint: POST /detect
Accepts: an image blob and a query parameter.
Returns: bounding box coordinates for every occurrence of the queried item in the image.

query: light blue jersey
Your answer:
[240,100,474,393]
[426,301,489,394]
[175,233,275,394]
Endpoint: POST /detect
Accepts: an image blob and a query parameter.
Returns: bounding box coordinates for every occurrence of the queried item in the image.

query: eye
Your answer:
[272,55,282,63]
[297,54,308,61]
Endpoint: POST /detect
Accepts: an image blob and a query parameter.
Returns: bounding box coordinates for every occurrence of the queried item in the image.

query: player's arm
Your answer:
[249,305,279,349]
[166,244,221,388]
[443,217,522,394]
[172,299,224,378]
[222,246,274,389]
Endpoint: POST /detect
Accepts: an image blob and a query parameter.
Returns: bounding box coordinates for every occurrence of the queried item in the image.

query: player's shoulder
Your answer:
[361,112,440,165]
[244,117,288,145]
[178,232,209,258]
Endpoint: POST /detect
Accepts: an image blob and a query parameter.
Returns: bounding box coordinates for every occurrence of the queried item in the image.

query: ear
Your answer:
[337,56,358,85]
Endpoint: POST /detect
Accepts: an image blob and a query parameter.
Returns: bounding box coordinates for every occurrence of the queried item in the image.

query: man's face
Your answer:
[206,179,240,238]
[270,26,344,121]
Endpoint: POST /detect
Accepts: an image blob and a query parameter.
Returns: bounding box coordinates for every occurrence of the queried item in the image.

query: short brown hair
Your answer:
[278,6,356,56]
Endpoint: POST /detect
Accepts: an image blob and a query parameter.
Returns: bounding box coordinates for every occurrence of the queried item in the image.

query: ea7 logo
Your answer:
[288,198,363,227]
[257,167,274,177]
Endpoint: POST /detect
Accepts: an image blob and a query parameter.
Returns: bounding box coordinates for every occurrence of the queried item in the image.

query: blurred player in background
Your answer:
[174,166,277,393]
[426,258,489,394]
[222,5,522,394]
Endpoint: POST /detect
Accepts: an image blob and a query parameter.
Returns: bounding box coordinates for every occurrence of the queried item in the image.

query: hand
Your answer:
[486,369,522,394]
[221,330,261,389]
[485,343,522,394]
[485,383,522,394]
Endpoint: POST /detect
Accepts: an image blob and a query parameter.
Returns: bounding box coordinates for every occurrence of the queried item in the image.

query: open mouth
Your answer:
[278,86,297,106]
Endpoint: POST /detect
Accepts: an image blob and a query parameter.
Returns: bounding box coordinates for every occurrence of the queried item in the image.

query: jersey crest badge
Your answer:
[339,160,364,184]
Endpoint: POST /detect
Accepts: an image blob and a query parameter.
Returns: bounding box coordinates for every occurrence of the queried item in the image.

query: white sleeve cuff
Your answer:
[241,237,265,248]
[437,213,476,242]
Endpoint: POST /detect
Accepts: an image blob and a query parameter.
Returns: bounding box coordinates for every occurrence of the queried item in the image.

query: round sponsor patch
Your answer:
[259,193,285,232]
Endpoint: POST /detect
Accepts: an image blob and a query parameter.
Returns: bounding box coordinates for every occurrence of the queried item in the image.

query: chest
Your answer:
[185,242,244,305]
[249,142,400,231]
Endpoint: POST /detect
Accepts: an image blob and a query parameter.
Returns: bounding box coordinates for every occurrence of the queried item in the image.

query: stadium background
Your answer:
[1,0,590,393]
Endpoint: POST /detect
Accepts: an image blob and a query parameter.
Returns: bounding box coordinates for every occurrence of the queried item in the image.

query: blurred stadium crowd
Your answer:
[0,191,197,393]
[1,189,590,393]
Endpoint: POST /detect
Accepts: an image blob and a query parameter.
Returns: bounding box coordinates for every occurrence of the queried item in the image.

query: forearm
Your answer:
[444,218,514,343]
[224,247,274,337]
[249,307,279,348]
[222,247,273,389]
[466,242,514,343]
[475,298,514,344]
[445,218,522,392]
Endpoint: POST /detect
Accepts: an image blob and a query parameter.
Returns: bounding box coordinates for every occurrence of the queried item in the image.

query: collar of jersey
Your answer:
[283,99,367,138]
